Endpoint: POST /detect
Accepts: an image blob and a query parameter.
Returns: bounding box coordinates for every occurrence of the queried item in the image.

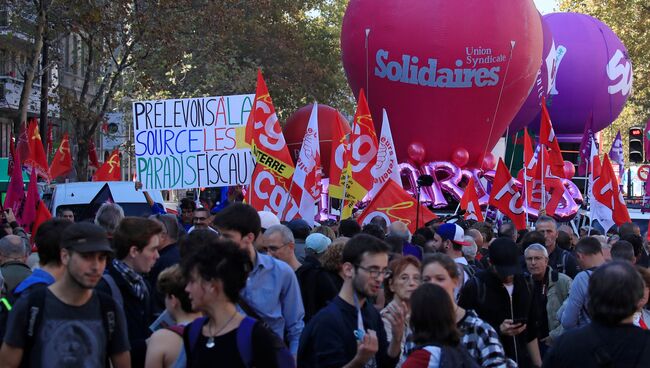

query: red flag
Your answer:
[591,156,630,231]
[8,133,15,176]
[328,113,349,199]
[244,71,297,219]
[24,119,50,181]
[539,98,565,178]
[357,180,437,233]
[535,148,565,216]
[4,144,25,216]
[88,138,100,169]
[489,159,527,230]
[19,168,38,230]
[93,149,121,181]
[340,90,378,218]
[49,133,73,179]
[460,177,484,222]
[31,200,52,241]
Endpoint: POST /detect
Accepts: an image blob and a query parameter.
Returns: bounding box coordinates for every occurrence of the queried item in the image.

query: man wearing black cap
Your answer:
[459,237,542,368]
[0,223,130,368]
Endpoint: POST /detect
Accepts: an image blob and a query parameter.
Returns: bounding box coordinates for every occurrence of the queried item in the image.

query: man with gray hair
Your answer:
[388,221,422,260]
[535,216,579,278]
[524,243,572,353]
[94,203,124,238]
[0,235,31,294]
[262,224,301,271]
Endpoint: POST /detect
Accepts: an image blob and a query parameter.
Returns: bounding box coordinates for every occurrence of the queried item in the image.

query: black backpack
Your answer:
[19,287,117,365]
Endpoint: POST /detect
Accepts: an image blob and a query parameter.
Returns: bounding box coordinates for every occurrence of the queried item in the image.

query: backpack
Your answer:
[21,287,117,365]
[183,316,294,368]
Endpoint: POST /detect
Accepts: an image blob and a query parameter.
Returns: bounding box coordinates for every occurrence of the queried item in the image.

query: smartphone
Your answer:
[512,317,527,325]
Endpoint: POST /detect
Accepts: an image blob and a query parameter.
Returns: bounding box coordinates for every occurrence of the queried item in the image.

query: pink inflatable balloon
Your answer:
[341,0,543,167]
[482,153,497,171]
[462,169,490,207]
[451,148,470,168]
[407,142,426,164]
[563,161,576,179]
[399,162,444,207]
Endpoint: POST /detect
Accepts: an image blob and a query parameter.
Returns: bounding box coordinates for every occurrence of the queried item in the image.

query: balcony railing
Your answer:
[0,75,60,116]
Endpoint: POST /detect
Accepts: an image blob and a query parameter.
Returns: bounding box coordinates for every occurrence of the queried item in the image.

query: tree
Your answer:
[559,0,650,158]
[53,0,168,180]
[127,0,352,120]
[10,0,48,137]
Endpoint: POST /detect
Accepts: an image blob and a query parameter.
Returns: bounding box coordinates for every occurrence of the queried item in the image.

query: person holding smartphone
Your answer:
[458,238,542,368]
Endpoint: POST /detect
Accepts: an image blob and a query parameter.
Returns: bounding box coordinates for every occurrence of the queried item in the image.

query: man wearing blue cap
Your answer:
[458,237,542,368]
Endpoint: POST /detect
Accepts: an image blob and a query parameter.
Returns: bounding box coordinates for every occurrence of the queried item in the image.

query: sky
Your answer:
[533,0,559,14]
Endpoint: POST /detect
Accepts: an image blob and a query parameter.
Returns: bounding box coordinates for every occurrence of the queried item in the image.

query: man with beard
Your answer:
[298,233,407,368]
[0,223,130,367]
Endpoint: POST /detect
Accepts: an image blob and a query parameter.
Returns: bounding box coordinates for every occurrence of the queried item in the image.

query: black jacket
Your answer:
[547,246,579,279]
[458,269,538,368]
[97,262,155,368]
[295,256,340,322]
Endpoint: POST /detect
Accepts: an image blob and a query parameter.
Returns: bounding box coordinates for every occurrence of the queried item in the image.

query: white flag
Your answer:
[289,103,322,226]
[369,109,402,198]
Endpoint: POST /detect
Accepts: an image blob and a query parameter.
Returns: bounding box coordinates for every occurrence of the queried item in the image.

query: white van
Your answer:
[49,181,165,222]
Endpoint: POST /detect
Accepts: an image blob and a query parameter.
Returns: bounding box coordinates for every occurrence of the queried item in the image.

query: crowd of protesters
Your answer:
[0,196,649,368]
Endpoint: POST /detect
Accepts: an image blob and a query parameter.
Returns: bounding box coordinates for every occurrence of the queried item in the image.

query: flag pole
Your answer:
[588,155,595,236]
[523,164,529,225]
[365,28,371,103]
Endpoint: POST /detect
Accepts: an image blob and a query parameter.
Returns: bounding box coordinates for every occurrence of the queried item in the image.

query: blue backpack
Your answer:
[184,316,295,368]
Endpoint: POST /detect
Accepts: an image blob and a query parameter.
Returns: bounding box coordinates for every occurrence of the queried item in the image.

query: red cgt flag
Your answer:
[489,159,527,230]
[460,177,484,222]
[339,90,378,218]
[93,149,121,181]
[357,180,437,233]
[49,133,73,179]
[25,119,50,182]
[244,70,297,219]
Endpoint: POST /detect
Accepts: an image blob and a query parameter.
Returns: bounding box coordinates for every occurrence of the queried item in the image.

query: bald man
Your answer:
[0,235,31,294]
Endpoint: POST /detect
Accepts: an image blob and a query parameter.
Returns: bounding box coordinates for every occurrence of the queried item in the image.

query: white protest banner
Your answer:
[133,94,255,190]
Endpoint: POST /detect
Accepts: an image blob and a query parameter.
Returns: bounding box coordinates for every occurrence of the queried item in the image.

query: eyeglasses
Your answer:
[356,265,392,279]
[194,217,208,221]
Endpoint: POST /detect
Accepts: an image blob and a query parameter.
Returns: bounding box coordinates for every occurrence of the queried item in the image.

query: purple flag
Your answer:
[644,118,650,162]
[578,115,595,176]
[609,130,624,178]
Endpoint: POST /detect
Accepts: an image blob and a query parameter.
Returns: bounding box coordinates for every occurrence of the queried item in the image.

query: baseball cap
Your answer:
[258,211,281,231]
[287,219,312,238]
[305,233,332,254]
[436,223,470,246]
[61,222,113,253]
[489,237,521,277]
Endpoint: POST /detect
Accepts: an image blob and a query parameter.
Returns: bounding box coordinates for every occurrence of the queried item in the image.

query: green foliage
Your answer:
[559,0,650,160]
[126,0,353,121]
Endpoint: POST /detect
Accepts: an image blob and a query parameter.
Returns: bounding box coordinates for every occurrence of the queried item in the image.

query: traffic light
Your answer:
[629,127,644,163]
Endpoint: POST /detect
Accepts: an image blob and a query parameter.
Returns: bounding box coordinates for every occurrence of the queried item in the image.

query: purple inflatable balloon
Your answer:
[528,13,633,135]
[509,14,556,133]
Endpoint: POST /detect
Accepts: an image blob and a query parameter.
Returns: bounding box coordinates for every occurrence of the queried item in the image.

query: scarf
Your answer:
[112,259,149,301]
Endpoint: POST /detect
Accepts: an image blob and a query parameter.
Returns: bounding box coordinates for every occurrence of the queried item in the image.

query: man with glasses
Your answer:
[261,225,301,271]
[298,233,407,368]
[188,208,217,233]
[178,198,196,232]
[524,243,572,356]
